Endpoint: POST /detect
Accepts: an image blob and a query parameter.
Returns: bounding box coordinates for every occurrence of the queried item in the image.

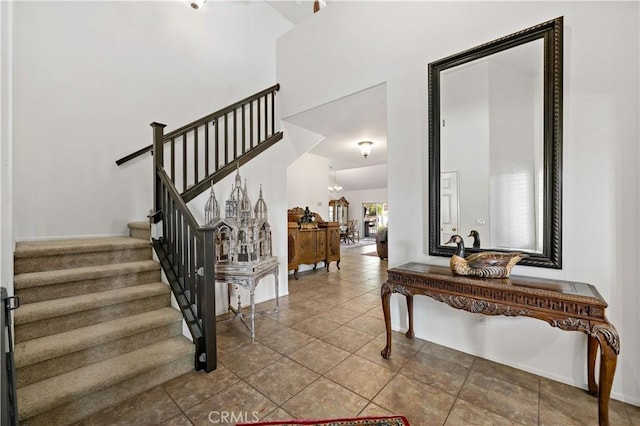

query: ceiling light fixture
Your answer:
[190,0,206,10]
[358,141,373,159]
[328,167,342,192]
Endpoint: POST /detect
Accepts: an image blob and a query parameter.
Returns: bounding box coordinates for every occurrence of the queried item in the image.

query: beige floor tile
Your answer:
[162,366,240,411]
[358,402,396,418]
[259,407,295,422]
[444,399,520,426]
[325,354,396,399]
[252,316,286,337]
[339,299,378,314]
[355,334,423,372]
[270,309,310,327]
[316,306,363,324]
[420,340,476,369]
[245,357,319,405]
[400,349,470,396]
[628,403,640,425]
[218,341,282,378]
[159,413,194,426]
[319,325,376,352]
[345,314,386,336]
[286,299,334,316]
[77,386,181,426]
[291,315,340,338]
[539,397,598,426]
[471,357,540,392]
[282,377,369,419]
[214,320,253,353]
[257,326,316,355]
[288,339,350,374]
[363,305,386,320]
[185,381,276,426]
[459,370,538,426]
[539,377,630,425]
[373,374,456,425]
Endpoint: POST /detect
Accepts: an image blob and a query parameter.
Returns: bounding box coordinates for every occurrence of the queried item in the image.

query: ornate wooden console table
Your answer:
[380,263,620,426]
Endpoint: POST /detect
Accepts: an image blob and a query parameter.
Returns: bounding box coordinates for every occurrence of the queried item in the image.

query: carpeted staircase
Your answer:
[12,222,194,425]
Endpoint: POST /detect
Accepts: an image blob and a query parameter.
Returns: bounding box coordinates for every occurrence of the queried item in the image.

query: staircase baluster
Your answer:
[194,127,199,186]
[233,109,238,160]
[204,122,209,176]
[271,91,275,137]
[242,104,246,153]
[257,98,261,146]
[263,95,268,141]
[250,99,254,148]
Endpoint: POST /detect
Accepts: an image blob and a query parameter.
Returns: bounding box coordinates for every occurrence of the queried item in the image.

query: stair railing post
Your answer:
[151,122,166,224]
[200,228,217,372]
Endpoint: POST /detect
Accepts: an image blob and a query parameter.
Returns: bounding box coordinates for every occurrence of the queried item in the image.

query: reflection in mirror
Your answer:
[440,39,544,252]
[429,17,562,268]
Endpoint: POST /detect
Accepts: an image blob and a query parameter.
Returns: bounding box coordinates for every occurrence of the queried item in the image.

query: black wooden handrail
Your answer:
[152,125,217,372]
[115,84,280,166]
[142,83,283,373]
[115,145,153,166]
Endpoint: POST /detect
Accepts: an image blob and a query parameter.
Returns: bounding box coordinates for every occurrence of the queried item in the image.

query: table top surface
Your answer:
[388,262,606,306]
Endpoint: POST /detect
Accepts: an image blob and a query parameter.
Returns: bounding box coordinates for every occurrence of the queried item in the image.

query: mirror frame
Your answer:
[428,17,563,269]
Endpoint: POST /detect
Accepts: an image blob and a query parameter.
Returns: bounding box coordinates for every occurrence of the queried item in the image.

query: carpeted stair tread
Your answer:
[14,236,150,258]
[14,307,182,368]
[17,336,194,421]
[14,283,169,325]
[127,222,151,231]
[128,222,152,240]
[14,260,160,290]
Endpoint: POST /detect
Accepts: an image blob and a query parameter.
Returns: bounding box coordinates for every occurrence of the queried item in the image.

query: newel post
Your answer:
[151,122,166,224]
[200,228,217,372]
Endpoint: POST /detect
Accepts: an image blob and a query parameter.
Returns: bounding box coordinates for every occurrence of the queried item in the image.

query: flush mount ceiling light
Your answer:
[328,167,342,192]
[358,141,373,159]
[190,0,206,10]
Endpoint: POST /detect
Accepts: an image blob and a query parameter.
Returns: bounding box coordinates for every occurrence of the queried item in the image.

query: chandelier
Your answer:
[328,167,342,192]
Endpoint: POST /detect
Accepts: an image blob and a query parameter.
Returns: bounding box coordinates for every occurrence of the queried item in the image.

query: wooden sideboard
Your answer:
[380,263,619,426]
[287,208,340,279]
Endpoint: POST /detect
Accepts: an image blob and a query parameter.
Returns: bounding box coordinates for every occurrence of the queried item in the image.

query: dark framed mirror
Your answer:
[428,17,563,268]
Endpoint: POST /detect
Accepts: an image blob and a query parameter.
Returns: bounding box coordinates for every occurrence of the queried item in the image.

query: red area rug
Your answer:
[238,416,410,426]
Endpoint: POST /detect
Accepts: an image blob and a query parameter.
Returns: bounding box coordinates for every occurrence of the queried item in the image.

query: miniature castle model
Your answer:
[204,167,273,264]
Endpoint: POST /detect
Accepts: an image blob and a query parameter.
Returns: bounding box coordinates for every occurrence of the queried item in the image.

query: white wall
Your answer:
[277,1,640,404]
[12,1,291,240]
[1,2,13,295]
[287,152,330,214]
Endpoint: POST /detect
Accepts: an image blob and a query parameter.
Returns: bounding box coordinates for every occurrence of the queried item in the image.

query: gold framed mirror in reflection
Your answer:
[428,17,563,268]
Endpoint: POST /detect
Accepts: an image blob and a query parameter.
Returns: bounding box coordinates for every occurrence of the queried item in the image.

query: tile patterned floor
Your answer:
[78,244,639,426]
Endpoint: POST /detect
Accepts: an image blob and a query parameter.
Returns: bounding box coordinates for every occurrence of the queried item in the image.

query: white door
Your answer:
[440,171,460,244]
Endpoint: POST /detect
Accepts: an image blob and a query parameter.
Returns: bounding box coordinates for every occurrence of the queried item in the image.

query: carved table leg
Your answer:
[587,334,599,395]
[593,323,620,426]
[380,282,393,359]
[294,268,298,280]
[405,293,415,339]
[336,259,341,270]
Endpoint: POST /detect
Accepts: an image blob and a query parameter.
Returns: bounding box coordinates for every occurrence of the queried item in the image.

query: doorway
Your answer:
[362,202,388,238]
